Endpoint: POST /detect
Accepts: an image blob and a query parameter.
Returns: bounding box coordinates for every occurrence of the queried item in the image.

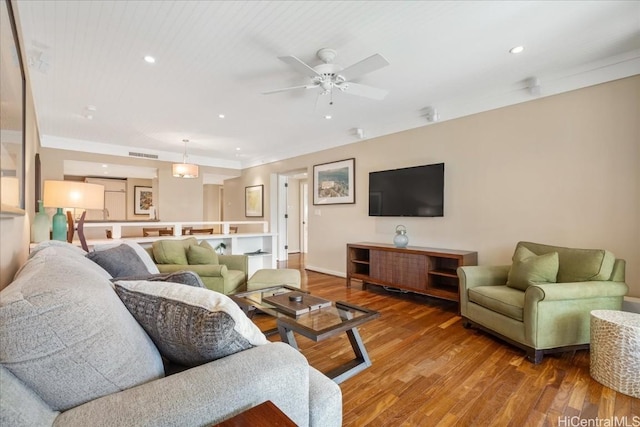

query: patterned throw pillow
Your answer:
[114,280,268,367]
[86,244,151,278]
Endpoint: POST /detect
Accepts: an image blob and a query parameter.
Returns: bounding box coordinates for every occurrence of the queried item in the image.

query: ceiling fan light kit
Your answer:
[263,47,390,101]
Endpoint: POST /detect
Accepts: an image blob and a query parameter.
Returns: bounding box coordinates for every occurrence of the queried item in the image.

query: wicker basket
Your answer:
[590,310,640,398]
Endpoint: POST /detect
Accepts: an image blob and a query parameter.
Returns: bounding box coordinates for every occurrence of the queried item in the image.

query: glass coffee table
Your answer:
[230,285,380,384]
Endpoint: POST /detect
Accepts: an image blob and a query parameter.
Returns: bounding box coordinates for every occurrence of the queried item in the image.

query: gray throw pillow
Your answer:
[112,271,205,288]
[87,244,151,278]
[114,280,268,367]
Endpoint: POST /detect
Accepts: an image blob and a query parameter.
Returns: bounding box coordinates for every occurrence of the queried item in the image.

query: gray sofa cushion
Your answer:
[93,241,160,274]
[0,365,59,427]
[113,270,206,288]
[87,244,152,277]
[114,280,268,367]
[0,246,164,411]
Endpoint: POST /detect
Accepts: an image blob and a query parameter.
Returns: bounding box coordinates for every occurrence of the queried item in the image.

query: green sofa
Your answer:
[145,237,248,294]
[458,241,628,363]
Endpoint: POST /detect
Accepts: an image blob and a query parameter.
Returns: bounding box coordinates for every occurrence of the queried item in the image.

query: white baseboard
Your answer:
[622,296,640,314]
[304,265,345,278]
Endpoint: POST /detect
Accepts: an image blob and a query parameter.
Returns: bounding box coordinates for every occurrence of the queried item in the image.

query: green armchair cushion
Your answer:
[152,240,189,265]
[516,241,615,283]
[187,241,219,265]
[468,285,525,321]
[506,246,559,291]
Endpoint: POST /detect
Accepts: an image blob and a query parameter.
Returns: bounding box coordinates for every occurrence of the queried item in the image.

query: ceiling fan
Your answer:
[263,48,390,101]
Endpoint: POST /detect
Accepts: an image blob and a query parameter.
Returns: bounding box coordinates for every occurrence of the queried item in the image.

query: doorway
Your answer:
[274,169,308,263]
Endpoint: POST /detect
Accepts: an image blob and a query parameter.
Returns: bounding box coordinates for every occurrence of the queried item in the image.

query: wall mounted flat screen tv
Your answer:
[369,163,444,217]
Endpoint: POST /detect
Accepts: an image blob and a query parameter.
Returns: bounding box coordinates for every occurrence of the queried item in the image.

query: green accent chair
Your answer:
[457,241,628,363]
[145,237,248,294]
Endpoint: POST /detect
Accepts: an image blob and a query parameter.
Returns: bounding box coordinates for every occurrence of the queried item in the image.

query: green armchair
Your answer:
[457,241,628,363]
[145,237,248,294]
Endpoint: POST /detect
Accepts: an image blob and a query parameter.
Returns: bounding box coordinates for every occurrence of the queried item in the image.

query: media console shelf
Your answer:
[346,242,477,306]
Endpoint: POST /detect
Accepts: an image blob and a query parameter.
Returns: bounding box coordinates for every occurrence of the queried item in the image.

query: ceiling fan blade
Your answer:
[262,84,318,95]
[340,53,390,80]
[343,82,388,100]
[278,55,321,77]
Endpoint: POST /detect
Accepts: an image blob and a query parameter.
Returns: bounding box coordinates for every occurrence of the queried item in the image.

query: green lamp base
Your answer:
[51,208,67,241]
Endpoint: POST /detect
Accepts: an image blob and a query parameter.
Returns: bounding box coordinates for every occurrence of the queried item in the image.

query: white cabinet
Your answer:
[85,178,126,220]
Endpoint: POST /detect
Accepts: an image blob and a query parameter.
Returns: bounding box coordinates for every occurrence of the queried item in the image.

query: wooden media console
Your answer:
[346,242,478,305]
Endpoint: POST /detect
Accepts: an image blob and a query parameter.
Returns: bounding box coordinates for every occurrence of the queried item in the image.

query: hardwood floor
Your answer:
[271,254,639,426]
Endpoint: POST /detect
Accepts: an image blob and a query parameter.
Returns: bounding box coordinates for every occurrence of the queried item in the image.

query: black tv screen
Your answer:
[369,163,444,217]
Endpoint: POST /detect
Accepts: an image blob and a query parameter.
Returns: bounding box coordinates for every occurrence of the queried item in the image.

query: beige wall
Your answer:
[224,76,640,297]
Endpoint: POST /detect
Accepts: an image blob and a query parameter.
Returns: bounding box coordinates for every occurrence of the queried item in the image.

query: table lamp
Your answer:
[43,180,104,251]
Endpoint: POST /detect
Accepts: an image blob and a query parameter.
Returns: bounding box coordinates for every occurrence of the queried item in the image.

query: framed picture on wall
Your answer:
[313,158,355,205]
[134,186,153,215]
[245,184,264,217]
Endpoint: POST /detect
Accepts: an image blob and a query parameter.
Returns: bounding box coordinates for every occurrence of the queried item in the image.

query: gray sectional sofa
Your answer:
[0,241,342,426]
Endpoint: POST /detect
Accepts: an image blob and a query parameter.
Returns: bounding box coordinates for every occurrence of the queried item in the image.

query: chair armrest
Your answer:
[457,265,510,290]
[54,343,312,427]
[458,265,510,317]
[157,264,228,278]
[523,281,628,348]
[525,281,629,303]
[218,255,248,275]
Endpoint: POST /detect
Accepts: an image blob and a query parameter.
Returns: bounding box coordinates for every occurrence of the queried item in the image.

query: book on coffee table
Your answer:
[263,291,332,316]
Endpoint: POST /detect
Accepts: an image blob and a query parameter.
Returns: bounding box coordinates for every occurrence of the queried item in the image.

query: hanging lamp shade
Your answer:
[172,162,199,178]
[172,139,199,178]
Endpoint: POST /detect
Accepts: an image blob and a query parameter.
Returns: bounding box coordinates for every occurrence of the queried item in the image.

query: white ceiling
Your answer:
[15,1,640,173]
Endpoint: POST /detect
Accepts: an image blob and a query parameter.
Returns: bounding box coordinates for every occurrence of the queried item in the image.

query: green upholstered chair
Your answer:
[457,241,628,363]
[145,237,248,294]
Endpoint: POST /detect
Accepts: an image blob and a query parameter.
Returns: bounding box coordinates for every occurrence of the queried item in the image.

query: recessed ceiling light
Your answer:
[101,164,107,168]
[86,105,97,112]
[324,115,332,120]
[218,114,225,119]
[236,147,241,151]
[144,55,156,63]
[509,46,524,54]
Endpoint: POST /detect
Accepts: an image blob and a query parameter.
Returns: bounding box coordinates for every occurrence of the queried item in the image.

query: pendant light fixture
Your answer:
[172,139,199,178]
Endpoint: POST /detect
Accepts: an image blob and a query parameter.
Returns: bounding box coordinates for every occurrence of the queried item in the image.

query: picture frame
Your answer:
[245,184,264,217]
[134,186,153,215]
[313,158,355,205]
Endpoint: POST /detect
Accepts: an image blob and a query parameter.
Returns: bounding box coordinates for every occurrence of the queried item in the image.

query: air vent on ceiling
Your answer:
[128,151,158,159]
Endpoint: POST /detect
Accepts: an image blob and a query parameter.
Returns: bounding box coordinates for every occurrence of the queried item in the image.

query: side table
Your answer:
[213,401,296,427]
[590,309,640,398]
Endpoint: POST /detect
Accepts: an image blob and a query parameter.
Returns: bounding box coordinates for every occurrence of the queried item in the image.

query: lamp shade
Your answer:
[172,163,199,178]
[0,176,20,206]
[43,180,105,209]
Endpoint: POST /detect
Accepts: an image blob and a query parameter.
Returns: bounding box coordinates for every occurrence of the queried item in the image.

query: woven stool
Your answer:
[247,269,301,291]
[590,310,640,398]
